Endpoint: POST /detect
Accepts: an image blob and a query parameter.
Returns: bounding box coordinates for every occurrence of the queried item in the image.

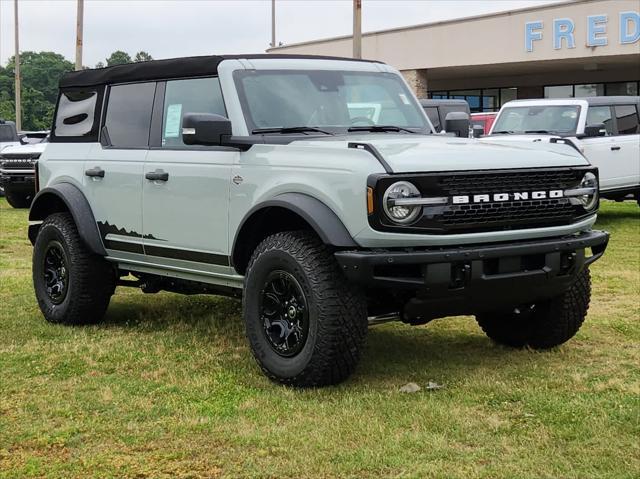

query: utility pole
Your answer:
[353,0,362,59]
[13,0,21,131]
[270,0,276,48]
[75,0,84,70]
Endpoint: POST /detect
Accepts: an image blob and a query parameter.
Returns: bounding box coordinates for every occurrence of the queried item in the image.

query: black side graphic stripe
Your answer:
[104,239,144,254]
[144,245,229,266]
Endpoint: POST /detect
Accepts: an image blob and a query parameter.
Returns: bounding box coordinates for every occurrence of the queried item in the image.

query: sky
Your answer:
[0,0,563,67]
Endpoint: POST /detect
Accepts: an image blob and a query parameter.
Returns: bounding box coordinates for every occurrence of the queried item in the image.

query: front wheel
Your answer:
[243,231,367,387]
[476,269,591,349]
[4,188,33,208]
[33,213,116,325]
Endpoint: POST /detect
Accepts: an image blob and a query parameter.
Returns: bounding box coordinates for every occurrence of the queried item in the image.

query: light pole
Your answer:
[353,0,362,59]
[75,0,84,70]
[13,0,21,131]
[271,0,276,48]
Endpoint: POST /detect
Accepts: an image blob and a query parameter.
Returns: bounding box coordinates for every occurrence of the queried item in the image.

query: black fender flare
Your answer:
[28,183,106,256]
[231,193,357,271]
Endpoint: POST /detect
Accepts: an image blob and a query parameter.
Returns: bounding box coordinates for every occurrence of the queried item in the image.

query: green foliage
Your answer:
[134,51,153,62]
[0,52,73,130]
[106,50,132,66]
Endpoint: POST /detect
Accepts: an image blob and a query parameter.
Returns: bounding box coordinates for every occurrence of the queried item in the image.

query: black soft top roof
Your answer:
[59,54,382,89]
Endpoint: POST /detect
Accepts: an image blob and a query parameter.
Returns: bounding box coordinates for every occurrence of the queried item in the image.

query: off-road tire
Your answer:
[243,231,367,387]
[4,188,32,208]
[476,269,591,349]
[33,213,115,325]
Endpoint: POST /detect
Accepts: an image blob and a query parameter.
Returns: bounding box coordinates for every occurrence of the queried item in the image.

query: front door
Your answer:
[83,81,156,258]
[142,77,237,277]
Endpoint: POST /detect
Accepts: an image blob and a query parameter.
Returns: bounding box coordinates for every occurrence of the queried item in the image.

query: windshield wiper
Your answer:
[251,126,333,135]
[347,125,417,134]
[491,130,515,134]
[524,130,553,134]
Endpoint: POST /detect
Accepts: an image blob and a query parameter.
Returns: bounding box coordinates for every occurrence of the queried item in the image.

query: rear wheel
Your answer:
[4,188,32,208]
[476,269,591,349]
[33,213,115,325]
[243,231,367,387]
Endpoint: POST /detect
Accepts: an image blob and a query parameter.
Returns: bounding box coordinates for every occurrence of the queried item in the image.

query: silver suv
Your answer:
[29,55,609,386]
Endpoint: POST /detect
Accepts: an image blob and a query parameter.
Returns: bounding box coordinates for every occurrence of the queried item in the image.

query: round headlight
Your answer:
[578,172,598,210]
[383,181,422,224]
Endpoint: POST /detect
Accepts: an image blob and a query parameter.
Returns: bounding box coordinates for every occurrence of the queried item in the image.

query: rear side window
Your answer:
[105,82,156,148]
[614,105,640,135]
[586,106,614,135]
[53,88,102,140]
[161,77,226,148]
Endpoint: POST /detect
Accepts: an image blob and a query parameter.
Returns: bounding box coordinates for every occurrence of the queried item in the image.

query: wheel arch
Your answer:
[231,193,357,275]
[28,183,106,256]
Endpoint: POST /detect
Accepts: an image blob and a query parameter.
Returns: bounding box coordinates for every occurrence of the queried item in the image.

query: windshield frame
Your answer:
[233,69,431,136]
[491,104,582,137]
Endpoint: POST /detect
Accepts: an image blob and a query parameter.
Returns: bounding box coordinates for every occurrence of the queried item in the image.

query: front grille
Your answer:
[372,167,594,234]
[0,153,39,170]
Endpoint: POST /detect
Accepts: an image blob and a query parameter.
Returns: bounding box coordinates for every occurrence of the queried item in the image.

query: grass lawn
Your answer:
[0,198,638,478]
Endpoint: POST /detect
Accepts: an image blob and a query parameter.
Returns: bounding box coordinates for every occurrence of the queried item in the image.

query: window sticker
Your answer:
[164,104,182,138]
[398,93,411,105]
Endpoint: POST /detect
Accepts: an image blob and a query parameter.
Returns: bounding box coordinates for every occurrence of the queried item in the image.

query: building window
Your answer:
[427,88,517,112]
[606,82,639,96]
[575,84,605,97]
[500,88,517,106]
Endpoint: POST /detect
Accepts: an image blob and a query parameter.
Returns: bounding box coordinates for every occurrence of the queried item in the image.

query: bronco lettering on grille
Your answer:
[452,190,564,204]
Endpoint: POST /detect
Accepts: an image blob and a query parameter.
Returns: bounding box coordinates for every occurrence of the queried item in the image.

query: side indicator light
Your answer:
[367,187,374,215]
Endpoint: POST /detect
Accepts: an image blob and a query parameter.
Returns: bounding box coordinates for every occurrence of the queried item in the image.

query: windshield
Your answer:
[234,70,429,134]
[492,105,581,136]
[0,124,18,142]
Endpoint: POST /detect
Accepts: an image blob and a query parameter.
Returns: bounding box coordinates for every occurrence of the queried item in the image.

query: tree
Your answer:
[0,52,73,130]
[95,61,105,69]
[106,51,131,66]
[134,51,153,63]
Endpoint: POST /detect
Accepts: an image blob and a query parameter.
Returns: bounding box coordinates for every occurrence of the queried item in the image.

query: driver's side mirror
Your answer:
[182,113,232,146]
[583,123,606,138]
[444,112,470,138]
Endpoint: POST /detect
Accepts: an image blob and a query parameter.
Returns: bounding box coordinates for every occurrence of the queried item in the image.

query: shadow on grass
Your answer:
[100,289,523,382]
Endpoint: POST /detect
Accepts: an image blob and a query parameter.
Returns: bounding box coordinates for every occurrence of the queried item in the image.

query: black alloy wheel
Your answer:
[43,241,69,304]
[260,270,309,357]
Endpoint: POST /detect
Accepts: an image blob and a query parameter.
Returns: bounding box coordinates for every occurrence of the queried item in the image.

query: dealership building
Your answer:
[269,0,640,112]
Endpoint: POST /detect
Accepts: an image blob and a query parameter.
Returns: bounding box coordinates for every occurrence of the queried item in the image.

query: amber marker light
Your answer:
[367,187,374,215]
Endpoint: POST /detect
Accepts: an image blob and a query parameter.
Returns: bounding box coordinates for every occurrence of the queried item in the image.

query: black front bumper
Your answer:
[335,230,609,321]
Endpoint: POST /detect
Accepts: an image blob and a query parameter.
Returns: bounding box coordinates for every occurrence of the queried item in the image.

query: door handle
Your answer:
[85,167,105,178]
[145,169,169,181]
[610,146,621,151]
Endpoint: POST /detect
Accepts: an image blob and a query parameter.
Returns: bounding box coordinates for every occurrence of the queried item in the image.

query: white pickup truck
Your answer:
[485,97,640,204]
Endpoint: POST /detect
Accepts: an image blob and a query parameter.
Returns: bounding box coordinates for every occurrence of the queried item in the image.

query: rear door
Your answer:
[611,104,640,190]
[83,82,155,257]
[142,76,237,277]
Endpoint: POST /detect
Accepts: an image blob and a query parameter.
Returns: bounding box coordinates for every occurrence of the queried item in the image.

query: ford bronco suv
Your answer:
[29,55,609,387]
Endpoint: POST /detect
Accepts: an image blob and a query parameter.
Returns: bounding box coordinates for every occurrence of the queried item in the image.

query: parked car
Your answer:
[419,99,470,134]
[0,138,47,208]
[29,54,608,387]
[486,97,640,203]
[471,112,498,135]
[0,120,21,152]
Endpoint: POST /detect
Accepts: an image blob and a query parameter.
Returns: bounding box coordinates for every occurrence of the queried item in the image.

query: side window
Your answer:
[614,105,640,135]
[54,88,101,139]
[162,77,226,148]
[585,106,614,135]
[424,107,440,131]
[104,82,155,148]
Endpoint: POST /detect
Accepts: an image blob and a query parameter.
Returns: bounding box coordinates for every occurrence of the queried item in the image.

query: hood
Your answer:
[0,142,47,156]
[292,134,587,173]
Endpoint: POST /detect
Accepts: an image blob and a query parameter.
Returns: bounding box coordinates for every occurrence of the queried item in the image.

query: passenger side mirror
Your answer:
[444,112,470,138]
[182,113,232,146]
[583,123,606,138]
